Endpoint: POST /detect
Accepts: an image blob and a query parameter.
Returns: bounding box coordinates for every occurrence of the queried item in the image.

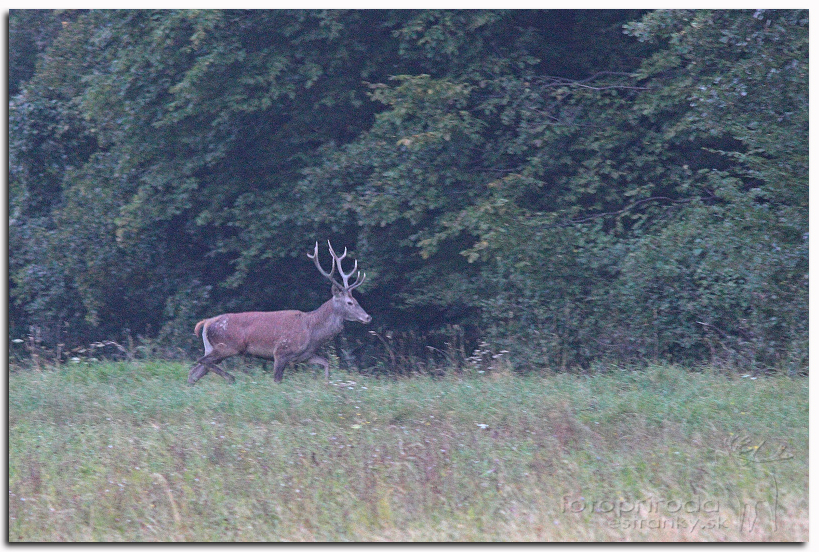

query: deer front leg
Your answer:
[273,355,289,383]
[308,355,330,381]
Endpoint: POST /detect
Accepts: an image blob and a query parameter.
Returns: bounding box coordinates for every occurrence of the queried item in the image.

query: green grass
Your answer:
[8,361,808,541]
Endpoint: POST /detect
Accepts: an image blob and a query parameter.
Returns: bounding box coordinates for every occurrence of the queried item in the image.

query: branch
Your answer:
[532,72,651,92]
[567,196,694,225]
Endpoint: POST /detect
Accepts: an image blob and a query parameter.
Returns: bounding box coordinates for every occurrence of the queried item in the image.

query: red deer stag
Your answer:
[188,241,371,385]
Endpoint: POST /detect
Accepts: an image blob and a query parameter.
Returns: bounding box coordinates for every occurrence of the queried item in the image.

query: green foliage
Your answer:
[447,9,808,370]
[9,10,807,372]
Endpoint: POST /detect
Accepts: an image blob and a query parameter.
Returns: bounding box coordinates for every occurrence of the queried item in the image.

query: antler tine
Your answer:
[306,241,319,261]
[327,240,364,290]
[306,241,320,266]
[327,240,347,262]
[308,241,342,287]
[338,254,358,288]
[348,270,366,291]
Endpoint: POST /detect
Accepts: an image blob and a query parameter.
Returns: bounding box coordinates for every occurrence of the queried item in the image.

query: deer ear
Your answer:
[332,284,344,297]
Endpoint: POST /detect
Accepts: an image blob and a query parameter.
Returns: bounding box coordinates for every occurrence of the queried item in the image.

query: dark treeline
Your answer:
[9,10,808,373]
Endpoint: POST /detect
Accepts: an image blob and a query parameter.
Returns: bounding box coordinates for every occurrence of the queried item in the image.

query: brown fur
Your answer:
[187,242,372,386]
[188,291,370,385]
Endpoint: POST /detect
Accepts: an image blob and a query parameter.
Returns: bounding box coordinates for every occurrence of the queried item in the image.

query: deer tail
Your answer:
[195,317,216,356]
[194,318,209,337]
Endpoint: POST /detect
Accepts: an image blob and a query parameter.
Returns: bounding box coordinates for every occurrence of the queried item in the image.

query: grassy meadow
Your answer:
[8,360,808,541]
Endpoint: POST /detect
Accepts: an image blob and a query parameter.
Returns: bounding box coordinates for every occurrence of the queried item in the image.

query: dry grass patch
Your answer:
[9,362,808,541]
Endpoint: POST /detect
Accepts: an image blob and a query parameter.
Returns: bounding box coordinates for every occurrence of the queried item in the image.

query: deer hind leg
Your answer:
[187,363,210,385]
[308,355,330,382]
[188,343,239,385]
[209,365,236,384]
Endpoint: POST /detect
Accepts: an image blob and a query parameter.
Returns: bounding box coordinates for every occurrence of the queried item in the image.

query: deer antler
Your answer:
[327,241,366,291]
[308,241,366,291]
[308,241,336,282]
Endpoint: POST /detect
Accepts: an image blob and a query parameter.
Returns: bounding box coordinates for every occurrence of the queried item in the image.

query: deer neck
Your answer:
[306,298,345,344]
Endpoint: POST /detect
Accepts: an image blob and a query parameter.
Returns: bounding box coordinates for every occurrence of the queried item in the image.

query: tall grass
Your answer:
[8,361,808,541]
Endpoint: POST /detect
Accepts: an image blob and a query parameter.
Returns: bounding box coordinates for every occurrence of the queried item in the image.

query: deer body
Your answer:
[188,242,371,385]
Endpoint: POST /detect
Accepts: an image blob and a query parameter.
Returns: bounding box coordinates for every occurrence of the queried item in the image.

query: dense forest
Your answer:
[9,9,808,373]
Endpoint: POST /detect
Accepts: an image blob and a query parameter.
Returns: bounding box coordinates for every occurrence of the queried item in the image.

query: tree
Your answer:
[9,10,807,372]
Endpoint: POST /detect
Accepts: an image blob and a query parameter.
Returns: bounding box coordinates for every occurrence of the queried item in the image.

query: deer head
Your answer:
[308,241,372,324]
